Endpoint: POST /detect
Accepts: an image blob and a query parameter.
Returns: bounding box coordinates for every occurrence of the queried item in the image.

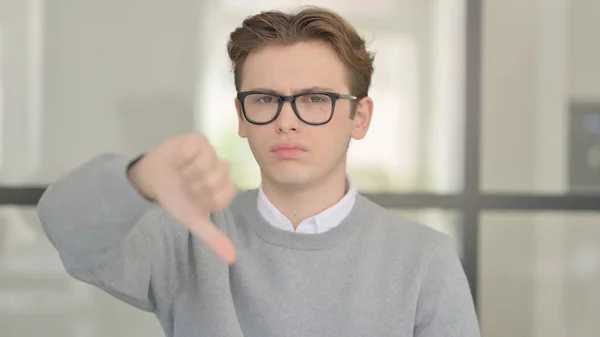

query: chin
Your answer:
[264,167,314,188]
[273,172,312,186]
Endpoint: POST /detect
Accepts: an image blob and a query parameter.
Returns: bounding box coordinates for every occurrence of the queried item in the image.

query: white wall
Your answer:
[0,0,199,185]
[42,0,200,180]
[0,0,32,183]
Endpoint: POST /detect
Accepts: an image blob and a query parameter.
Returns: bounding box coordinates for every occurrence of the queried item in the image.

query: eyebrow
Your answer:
[247,86,336,95]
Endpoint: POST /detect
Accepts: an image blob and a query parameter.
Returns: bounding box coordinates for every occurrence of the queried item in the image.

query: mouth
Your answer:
[271,141,307,158]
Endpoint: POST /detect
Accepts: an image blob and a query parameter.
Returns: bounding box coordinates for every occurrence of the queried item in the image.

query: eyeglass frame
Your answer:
[236,91,358,126]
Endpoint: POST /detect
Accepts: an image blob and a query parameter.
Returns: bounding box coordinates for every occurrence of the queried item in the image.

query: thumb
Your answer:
[159,187,237,264]
[188,217,237,265]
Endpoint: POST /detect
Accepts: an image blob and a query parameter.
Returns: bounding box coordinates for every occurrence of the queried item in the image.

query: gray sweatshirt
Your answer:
[37,153,481,337]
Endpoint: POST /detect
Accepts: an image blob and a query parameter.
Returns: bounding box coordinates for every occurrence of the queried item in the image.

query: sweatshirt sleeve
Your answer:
[37,153,193,313]
[414,238,481,337]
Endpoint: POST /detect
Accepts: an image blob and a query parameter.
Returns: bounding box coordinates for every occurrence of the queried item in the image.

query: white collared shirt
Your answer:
[257,178,358,234]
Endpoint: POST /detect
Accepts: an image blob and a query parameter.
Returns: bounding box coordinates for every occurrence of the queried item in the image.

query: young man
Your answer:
[38,7,480,337]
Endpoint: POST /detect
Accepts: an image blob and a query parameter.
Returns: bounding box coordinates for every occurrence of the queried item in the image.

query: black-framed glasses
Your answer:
[237,91,358,126]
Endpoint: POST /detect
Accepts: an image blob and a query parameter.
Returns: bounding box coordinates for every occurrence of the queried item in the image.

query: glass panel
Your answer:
[481,0,600,193]
[0,206,163,337]
[392,208,463,259]
[480,211,600,337]
[198,0,466,193]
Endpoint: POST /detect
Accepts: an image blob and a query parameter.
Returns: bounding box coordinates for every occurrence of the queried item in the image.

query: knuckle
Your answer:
[184,153,215,179]
[179,134,209,158]
[181,161,200,181]
[178,142,199,165]
[200,170,222,194]
[202,179,218,195]
[184,132,207,146]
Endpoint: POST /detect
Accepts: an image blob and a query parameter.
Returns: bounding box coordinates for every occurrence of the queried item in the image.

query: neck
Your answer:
[260,171,348,229]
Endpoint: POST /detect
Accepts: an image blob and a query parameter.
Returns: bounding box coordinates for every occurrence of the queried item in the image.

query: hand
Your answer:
[128,133,237,264]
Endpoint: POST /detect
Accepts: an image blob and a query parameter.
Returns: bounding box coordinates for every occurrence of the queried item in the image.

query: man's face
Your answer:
[235,41,373,189]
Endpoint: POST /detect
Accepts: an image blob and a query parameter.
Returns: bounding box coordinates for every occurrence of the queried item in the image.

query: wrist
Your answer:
[127,155,156,201]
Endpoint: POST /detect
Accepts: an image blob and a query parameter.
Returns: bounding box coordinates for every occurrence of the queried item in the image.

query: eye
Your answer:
[256,95,275,103]
[299,94,330,104]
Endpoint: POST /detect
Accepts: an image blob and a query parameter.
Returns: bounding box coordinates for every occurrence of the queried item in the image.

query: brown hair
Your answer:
[227,6,375,98]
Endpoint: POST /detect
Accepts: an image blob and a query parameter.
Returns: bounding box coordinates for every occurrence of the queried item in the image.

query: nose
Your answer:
[274,100,300,133]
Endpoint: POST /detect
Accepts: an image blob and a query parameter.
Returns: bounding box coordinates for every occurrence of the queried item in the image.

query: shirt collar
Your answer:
[257,178,358,234]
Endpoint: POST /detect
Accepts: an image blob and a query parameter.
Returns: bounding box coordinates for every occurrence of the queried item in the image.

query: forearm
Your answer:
[38,153,154,263]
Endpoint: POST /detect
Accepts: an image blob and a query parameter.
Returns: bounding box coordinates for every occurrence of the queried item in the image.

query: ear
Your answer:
[350,96,374,140]
[235,98,247,138]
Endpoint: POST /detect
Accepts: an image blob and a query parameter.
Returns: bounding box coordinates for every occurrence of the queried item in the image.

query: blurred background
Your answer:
[0,0,599,336]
